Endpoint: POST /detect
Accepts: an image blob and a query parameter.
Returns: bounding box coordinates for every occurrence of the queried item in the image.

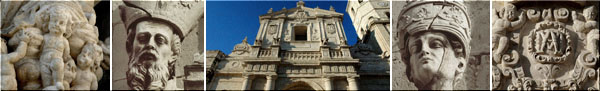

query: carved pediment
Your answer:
[260,7,343,19]
[230,37,252,57]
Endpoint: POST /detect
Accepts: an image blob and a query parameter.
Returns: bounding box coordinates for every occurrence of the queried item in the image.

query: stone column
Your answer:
[323,77,332,90]
[241,75,254,90]
[347,76,358,90]
[265,75,276,90]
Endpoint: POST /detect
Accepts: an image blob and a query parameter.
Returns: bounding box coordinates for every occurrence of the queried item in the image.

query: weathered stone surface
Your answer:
[207,1,389,90]
[1,1,110,90]
[347,0,391,90]
[492,1,599,90]
[111,1,204,90]
[392,1,490,90]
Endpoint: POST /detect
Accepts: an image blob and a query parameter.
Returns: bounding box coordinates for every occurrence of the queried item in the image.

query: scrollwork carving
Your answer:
[493,2,599,90]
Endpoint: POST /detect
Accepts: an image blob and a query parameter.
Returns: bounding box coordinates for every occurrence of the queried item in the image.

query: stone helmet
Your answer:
[119,1,204,54]
[396,0,472,83]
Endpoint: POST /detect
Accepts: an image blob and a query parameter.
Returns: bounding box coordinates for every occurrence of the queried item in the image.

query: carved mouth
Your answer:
[420,57,433,64]
[139,52,157,64]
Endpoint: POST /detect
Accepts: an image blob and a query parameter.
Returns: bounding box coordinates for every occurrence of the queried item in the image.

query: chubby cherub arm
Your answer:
[3,41,28,63]
[509,12,527,31]
[91,76,98,90]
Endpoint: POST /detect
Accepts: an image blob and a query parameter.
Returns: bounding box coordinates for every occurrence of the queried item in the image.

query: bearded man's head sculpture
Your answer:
[119,1,203,90]
[397,1,471,90]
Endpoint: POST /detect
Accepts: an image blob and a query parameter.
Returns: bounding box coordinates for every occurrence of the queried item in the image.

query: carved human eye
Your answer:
[430,39,443,48]
[136,33,150,44]
[409,41,421,54]
[155,34,168,46]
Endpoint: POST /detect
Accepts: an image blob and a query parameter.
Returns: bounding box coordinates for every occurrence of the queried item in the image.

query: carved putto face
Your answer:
[503,4,517,20]
[583,6,597,20]
[77,44,102,69]
[407,32,449,86]
[127,20,177,90]
[48,7,70,35]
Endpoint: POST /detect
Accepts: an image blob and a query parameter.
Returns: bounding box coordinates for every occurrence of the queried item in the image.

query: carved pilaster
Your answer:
[347,76,359,90]
[322,77,332,90]
[241,75,254,90]
[264,75,277,90]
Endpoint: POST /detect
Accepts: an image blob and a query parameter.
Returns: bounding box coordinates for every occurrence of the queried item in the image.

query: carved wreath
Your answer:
[527,22,572,64]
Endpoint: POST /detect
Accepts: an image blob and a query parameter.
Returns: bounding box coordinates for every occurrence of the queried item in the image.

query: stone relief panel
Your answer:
[392,1,490,90]
[217,60,244,72]
[491,1,599,90]
[278,66,322,74]
[1,1,110,90]
[245,63,277,72]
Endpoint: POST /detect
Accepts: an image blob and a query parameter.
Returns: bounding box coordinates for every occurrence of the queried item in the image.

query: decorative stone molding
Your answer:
[492,1,599,90]
[245,64,277,72]
[281,51,322,60]
[322,65,356,73]
[231,37,252,56]
[278,66,322,74]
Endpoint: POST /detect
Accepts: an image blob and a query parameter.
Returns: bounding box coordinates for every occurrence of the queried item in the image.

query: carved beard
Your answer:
[126,55,170,90]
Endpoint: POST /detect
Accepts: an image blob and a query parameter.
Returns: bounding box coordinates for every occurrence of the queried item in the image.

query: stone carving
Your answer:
[208,1,371,90]
[573,5,599,55]
[492,3,526,63]
[350,39,379,58]
[232,37,251,56]
[295,11,308,22]
[118,1,203,90]
[327,24,336,34]
[268,25,278,35]
[1,1,108,90]
[70,44,102,90]
[394,1,484,90]
[281,51,322,60]
[1,32,30,90]
[492,1,599,90]
[39,4,74,90]
[246,64,277,72]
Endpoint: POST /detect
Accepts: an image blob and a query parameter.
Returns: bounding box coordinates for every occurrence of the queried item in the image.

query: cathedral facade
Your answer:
[206,1,389,90]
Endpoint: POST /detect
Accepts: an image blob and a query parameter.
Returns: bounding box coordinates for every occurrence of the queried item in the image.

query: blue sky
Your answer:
[206,1,357,54]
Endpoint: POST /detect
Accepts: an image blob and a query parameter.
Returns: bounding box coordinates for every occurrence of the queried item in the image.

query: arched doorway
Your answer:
[282,81,315,90]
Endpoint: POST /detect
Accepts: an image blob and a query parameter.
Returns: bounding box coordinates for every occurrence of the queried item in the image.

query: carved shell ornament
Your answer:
[233,37,251,55]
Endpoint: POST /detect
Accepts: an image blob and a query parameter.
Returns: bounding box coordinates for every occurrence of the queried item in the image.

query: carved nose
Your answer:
[144,44,156,51]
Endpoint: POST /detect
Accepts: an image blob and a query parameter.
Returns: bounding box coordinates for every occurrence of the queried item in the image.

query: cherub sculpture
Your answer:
[39,4,73,90]
[11,27,44,90]
[492,4,526,62]
[1,31,30,90]
[573,5,598,55]
[70,43,102,90]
